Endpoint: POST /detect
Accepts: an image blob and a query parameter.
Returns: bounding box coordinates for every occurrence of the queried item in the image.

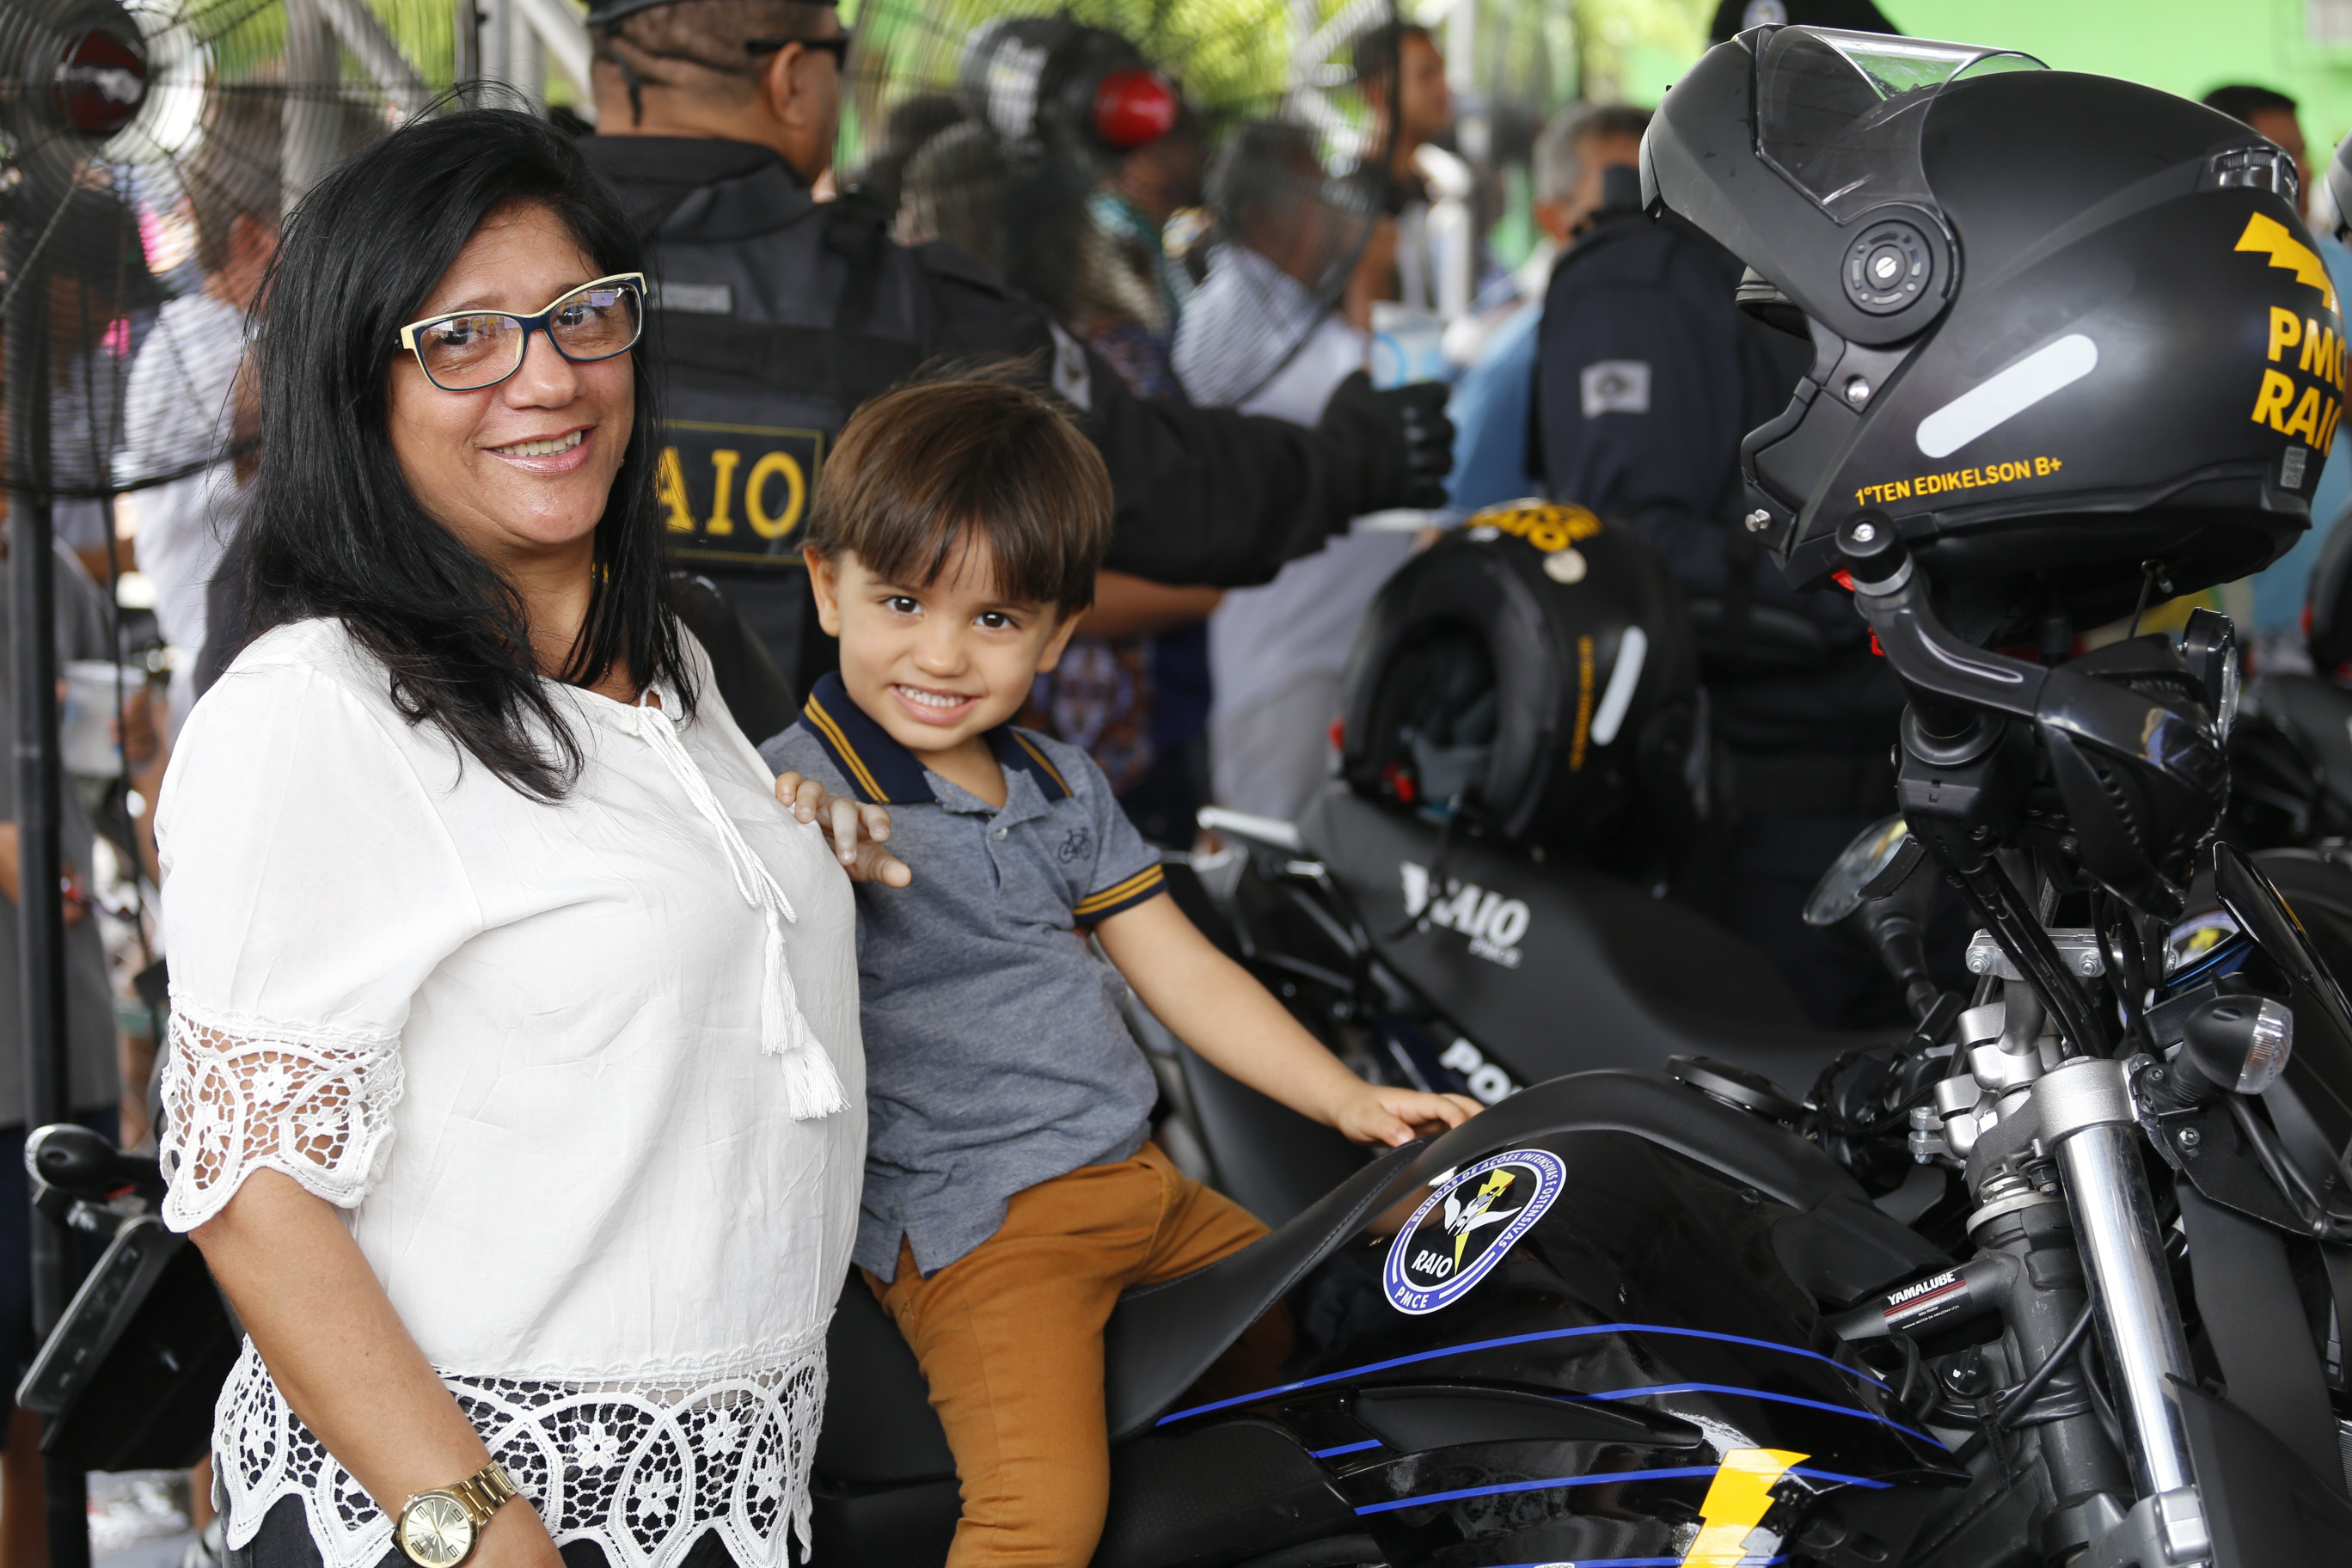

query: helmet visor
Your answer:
[1755,27,2044,223]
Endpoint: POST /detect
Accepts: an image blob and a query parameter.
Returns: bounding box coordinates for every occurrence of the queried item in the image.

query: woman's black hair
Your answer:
[241,106,693,799]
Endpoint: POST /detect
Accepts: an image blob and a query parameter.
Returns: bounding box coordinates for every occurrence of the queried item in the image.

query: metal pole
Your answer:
[4,225,89,1568]
[452,0,480,89]
[2037,1059,2199,1498]
[283,0,338,208]
[509,0,544,115]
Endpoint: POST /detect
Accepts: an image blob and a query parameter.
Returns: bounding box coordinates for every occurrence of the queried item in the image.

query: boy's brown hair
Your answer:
[805,373,1113,613]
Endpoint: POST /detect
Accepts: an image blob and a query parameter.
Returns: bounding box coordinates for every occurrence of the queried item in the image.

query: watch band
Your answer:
[444,1461,519,1524]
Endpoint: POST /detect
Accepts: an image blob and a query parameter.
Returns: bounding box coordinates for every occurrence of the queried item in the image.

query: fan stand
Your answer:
[4,237,83,1568]
[5,9,153,1565]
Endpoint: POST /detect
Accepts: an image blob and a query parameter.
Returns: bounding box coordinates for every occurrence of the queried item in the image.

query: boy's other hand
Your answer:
[1329,1083,1482,1148]
[775,772,913,887]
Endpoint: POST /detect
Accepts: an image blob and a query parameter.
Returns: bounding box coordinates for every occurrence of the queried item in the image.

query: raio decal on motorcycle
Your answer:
[1382,1148,1565,1314]
[1681,1447,1807,1568]
[1400,860,1531,968]
[1437,1037,1522,1105]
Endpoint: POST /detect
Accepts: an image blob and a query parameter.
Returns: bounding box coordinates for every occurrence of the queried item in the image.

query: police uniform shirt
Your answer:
[1534,211,1902,756]
[762,673,1170,1281]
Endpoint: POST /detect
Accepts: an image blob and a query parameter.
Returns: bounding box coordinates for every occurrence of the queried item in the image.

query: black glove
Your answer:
[1317,371,1455,512]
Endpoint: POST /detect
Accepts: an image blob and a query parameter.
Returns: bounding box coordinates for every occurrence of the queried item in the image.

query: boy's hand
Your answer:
[1327,1083,1483,1148]
[775,772,913,887]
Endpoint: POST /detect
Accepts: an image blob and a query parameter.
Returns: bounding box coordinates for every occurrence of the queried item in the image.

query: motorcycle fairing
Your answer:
[2176,1379,2352,1566]
[1295,786,1884,1093]
[1134,1078,1963,1566]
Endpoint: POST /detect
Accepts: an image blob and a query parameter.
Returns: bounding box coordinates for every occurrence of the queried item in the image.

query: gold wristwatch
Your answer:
[395,1461,518,1568]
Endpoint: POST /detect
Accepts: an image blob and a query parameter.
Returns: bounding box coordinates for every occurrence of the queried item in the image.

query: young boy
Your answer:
[763,375,1478,1566]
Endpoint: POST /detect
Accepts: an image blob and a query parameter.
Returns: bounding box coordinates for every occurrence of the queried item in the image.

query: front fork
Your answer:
[2037,1060,2212,1565]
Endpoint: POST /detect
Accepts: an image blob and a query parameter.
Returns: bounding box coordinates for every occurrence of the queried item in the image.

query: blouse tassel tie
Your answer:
[628,697,848,1120]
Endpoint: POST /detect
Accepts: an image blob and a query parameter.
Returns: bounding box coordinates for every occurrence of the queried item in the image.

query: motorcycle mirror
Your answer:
[2179,607,2240,740]
[1803,813,1913,928]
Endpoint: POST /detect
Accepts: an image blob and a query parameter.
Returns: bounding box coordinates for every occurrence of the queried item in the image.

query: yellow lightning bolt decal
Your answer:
[2236,212,2341,316]
[1452,1169,1514,1273]
[1680,1448,1808,1568]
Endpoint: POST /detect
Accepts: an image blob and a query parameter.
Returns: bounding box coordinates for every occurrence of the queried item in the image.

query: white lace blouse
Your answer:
[154,620,866,1568]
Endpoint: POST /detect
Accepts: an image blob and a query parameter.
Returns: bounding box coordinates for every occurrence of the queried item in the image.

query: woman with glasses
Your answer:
[155,108,897,1568]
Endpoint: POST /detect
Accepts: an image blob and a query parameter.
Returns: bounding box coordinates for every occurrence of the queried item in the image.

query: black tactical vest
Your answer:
[585,138,1101,694]
[587,139,934,573]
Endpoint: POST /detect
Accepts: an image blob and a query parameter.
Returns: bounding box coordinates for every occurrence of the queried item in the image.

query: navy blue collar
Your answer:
[798,671,1072,806]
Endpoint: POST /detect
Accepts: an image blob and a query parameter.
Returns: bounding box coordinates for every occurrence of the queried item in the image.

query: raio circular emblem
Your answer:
[1382,1148,1566,1314]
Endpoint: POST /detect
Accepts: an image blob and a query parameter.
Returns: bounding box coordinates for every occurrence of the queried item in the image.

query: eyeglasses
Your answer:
[397,273,646,392]
[744,31,851,68]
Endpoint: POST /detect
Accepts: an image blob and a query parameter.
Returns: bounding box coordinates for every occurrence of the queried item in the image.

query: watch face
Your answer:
[400,1493,476,1568]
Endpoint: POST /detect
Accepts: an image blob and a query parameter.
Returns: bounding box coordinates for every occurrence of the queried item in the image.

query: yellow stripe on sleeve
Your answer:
[1073,864,1167,919]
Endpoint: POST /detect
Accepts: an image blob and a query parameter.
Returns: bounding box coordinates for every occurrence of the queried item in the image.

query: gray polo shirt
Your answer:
[761,672,1168,1280]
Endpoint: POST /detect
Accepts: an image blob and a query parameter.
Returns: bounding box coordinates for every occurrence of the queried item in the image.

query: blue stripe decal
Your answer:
[1353,1462,1897,1519]
[1353,1465,1721,1515]
[1308,1439,1383,1458]
[1588,1382,1947,1449]
[1155,1321,1885,1426]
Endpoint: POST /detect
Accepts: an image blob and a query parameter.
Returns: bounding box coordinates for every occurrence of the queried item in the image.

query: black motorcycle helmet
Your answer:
[1338,502,1703,864]
[1645,27,2331,639]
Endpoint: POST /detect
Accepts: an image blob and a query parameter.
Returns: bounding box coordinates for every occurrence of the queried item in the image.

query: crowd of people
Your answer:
[0,1,2345,1566]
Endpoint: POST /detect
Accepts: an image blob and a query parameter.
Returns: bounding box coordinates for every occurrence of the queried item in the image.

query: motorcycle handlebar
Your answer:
[26,1123,160,1200]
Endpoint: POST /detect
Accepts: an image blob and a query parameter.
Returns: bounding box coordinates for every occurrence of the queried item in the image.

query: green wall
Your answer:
[1888,1,2352,146]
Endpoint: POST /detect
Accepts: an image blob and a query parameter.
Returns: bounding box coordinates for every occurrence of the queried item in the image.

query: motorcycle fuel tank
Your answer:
[1129,1086,1964,1568]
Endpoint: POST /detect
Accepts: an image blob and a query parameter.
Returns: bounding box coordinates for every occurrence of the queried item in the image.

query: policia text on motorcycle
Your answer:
[579,0,1454,692]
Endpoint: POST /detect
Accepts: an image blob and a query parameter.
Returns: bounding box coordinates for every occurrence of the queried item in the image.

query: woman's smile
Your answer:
[485,426,593,471]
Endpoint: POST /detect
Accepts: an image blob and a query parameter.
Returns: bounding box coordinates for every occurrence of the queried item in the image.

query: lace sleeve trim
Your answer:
[158,1001,405,1233]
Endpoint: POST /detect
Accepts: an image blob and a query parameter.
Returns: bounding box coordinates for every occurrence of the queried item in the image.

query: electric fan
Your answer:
[842,0,1402,409]
[2,0,452,513]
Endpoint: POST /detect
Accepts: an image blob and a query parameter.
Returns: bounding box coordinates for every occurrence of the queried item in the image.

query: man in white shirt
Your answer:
[116,103,279,737]
[1175,124,1417,821]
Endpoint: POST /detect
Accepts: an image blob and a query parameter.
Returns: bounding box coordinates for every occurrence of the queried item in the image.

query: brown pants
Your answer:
[865,1143,1270,1568]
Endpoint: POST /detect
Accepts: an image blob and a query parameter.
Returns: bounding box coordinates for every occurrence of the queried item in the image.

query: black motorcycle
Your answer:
[796,563,2352,1565]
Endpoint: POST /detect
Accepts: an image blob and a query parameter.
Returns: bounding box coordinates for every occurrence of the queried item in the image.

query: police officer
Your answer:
[578,0,1452,697]
[1533,0,1908,1026]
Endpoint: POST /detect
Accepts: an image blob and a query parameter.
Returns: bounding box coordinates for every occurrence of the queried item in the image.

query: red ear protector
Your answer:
[1093,66,1178,150]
